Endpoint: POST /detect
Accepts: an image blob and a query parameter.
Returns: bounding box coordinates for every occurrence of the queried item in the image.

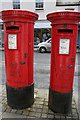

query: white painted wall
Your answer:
[20,0,56,20]
[55,6,78,12]
[20,0,35,12]
[0,0,13,10]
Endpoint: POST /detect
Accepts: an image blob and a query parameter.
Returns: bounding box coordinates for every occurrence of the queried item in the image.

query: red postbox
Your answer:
[1,10,38,109]
[47,11,79,114]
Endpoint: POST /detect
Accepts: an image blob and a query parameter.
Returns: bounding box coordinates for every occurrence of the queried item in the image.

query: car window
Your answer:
[47,40,51,43]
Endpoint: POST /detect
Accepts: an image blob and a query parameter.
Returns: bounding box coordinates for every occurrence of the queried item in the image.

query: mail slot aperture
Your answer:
[6,26,19,30]
[58,29,73,33]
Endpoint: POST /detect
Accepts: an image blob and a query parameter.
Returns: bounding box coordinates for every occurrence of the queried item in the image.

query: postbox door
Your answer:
[5,25,28,88]
[51,27,78,93]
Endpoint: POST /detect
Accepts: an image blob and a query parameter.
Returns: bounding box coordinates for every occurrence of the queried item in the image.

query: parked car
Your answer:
[37,38,51,53]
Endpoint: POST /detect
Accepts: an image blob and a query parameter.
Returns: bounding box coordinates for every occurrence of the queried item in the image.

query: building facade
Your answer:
[0,0,80,47]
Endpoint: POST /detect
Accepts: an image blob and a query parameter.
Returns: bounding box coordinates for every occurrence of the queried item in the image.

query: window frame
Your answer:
[13,0,20,9]
[35,0,44,10]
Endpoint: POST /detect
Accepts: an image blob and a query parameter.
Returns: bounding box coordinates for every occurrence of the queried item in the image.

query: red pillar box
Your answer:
[1,10,38,109]
[47,11,79,114]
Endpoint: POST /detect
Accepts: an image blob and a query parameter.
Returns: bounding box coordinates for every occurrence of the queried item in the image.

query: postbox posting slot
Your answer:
[6,26,19,31]
[58,29,73,34]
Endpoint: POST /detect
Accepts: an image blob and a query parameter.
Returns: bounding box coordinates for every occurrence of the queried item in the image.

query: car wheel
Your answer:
[39,47,46,53]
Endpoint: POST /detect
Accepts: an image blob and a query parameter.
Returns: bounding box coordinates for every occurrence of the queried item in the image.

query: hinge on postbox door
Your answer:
[24,53,27,58]
[20,62,25,64]
[72,57,75,62]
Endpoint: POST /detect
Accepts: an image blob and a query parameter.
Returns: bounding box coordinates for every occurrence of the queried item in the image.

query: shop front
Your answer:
[34,20,51,44]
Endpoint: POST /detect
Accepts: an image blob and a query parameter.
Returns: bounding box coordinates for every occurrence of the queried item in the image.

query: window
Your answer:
[13,0,20,9]
[48,39,51,43]
[35,0,44,10]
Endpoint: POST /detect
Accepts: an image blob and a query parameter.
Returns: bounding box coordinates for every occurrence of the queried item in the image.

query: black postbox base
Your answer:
[48,87,72,114]
[6,83,34,109]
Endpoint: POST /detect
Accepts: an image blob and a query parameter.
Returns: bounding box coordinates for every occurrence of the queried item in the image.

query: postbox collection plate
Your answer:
[59,39,70,54]
[8,34,17,49]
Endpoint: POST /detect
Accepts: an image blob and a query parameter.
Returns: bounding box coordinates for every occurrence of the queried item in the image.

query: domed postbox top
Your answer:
[1,10,39,22]
[47,11,80,24]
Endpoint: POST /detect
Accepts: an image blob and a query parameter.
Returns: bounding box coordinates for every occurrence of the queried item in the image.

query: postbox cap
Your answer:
[1,10,39,22]
[47,11,80,24]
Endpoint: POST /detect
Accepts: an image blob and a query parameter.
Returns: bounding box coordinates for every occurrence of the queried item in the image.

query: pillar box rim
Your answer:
[1,10,39,22]
[47,11,80,24]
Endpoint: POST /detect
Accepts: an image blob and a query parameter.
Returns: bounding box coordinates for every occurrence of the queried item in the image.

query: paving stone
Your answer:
[5,108,11,113]
[2,105,6,112]
[2,112,27,118]
[43,108,48,113]
[36,97,44,101]
[2,99,7,104]
[34,101,43,105]
[36,108,42,113]
[32,104,36,108]
[66,116,72,119]
[72,104,76,109]
[2,97,5,101]
[60,115,66,119]
[16,110,23,115]
[0,112,2,116]
[29,112,36,117]
[55,114,61,118]
[72,114,79,119]
[30,108,36,112]
[43,101,48,106]
[0,103,2,112]
[72,101,75,105]
[2,92,6,96]
[35,104,43,109]
[34,89,38,93]
[41,113,47,118]
[72,109,77,113]
[0,116,2,120]
[0,97,2,103]
[47,114,54,118]
[43,106,48,109]
[35,112,41,117]
[44,98,48,101]
[11,109,17,114]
